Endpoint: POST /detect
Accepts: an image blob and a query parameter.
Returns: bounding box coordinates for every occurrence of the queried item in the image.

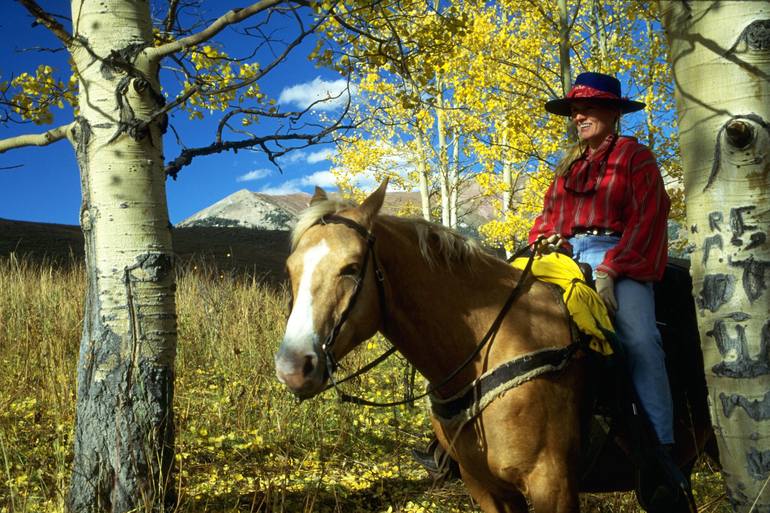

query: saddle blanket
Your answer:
[511,252,614,355]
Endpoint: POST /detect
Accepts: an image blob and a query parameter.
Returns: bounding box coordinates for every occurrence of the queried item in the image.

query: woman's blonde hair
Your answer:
[554,141,586,177]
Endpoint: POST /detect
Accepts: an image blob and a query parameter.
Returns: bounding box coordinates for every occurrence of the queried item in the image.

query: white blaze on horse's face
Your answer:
[284,240,329,347]
[275,239,330,396]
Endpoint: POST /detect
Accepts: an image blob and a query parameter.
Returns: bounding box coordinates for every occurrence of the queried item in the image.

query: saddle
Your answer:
[578,258,706,513]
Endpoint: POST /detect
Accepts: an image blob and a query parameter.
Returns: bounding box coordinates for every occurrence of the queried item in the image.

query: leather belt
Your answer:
[572,227,622,237]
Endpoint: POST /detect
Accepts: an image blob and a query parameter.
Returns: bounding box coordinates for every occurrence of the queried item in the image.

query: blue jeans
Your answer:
[569,235,674,445]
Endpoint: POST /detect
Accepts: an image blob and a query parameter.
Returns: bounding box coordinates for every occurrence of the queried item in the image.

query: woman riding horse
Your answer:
[275,73,709,512]
[531,71,679,471]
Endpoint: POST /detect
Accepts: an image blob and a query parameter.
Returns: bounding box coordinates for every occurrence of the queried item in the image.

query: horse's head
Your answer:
[275,180,388,399]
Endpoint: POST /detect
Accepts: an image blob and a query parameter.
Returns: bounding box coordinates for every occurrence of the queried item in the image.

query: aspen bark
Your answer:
[501,134,514,259]
[436,78,451,227]
[450,130,459,229]
[416,131,432,221]
[67,1,177,510]
[557,0,577,141]
[590,0,608,69]
[660,2,770,510]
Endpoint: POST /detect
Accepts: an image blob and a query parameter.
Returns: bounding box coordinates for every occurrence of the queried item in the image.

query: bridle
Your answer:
[301,213,548,408]
[311,214,390,383]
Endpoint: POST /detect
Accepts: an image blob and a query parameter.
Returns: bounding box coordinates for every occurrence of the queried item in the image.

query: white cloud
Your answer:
[236,168,271,182]
[259,184,306,195]
[279,151,308,164]
[301,170,338,188]
[278,77,354,111]
[275,148,335,166]
[350,174,379,192]
[259,170,339,195]
[306,149,335,164]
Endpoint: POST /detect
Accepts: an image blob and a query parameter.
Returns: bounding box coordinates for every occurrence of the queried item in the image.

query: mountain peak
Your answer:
[178,190,307,230]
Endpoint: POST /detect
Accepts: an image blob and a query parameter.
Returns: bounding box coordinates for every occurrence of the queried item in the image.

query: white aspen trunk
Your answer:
[68,1,177,511]
[557,0,577,141]
[644,18,656,152]
[661,2,770,510]
[416,131,431,221]
[436,78,450,227]
[501,134,514,259]
[590,0,609,70]
[450,130,459,229]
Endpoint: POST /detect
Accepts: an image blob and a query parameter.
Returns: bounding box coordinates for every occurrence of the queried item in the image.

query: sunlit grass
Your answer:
[0,254,729,512]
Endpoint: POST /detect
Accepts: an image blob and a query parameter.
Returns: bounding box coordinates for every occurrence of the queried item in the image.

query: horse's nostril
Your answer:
[302,354,317,377]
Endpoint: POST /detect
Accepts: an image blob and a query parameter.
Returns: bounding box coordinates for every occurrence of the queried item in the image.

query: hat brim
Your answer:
[544,97,646,116]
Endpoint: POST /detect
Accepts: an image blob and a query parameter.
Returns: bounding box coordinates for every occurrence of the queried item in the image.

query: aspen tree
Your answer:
[660,1,770,510]
[1,1,352,510]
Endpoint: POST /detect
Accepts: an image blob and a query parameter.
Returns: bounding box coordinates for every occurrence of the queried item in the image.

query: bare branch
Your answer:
[17,0,73,46]
[196,12,323,97]
[15,45,67,54]
[214,85,349,142]
[0,122,74,153]
[146,0,308,61]
[163,0,181,34]
[165,106,356,179]
[137,10,325,132]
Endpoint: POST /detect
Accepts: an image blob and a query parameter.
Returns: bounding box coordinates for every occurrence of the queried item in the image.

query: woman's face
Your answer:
[570,101,620,148]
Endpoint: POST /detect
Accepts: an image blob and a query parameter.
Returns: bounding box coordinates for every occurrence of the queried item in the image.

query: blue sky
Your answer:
[0,2,348,225]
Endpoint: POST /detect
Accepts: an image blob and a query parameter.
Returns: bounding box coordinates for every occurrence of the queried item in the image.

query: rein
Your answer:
[313,212,546,408]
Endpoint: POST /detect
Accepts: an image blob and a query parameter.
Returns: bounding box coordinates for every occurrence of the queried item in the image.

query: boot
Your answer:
[411,437,460,481]
[637,444,696,513]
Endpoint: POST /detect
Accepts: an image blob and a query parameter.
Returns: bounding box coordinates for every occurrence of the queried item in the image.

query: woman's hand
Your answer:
[595,271,617,314]
[535,234,564,256]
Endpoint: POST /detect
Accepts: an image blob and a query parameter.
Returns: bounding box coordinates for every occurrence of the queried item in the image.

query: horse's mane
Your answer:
[407,217,495,269]
[292,198,497,270]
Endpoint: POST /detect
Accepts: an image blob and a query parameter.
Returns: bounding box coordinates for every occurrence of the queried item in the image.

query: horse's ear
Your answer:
[358,178,388,226]
[310,186,328,205]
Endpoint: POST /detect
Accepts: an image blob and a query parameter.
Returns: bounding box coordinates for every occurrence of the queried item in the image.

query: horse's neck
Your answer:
[373,219,521,395]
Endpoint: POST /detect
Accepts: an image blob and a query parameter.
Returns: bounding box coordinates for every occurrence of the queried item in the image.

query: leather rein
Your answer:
[312,214,557,408]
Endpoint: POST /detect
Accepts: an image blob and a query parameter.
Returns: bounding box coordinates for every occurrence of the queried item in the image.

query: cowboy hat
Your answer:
[545,72,646,116]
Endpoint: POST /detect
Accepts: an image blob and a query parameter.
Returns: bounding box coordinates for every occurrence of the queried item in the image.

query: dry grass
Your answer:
[0,255,729,512]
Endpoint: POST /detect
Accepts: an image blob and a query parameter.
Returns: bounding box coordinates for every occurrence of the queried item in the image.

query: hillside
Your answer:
[1,183,502,282]
[0,218,291,282]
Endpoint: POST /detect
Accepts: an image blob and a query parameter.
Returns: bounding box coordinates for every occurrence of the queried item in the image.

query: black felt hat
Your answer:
[545,72,646,116]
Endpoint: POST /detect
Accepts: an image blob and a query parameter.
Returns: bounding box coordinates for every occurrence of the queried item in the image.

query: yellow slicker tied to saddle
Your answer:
[511,252,614,355]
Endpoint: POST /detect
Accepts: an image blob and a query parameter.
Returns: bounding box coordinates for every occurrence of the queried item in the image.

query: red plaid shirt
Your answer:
[529,135,670,281]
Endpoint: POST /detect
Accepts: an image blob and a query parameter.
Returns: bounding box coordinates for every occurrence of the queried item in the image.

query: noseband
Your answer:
[313,214,387,378]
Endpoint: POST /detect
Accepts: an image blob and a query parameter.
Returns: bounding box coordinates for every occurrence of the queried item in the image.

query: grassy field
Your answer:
[0,255,729,512]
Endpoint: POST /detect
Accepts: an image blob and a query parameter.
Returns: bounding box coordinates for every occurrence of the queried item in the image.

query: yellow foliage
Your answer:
[315,0,685,253]
[9,64,77,125]
[179,44,268,120]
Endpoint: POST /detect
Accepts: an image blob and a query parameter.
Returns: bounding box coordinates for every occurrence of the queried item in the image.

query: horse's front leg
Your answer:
[459,465,530,513]
[523,458,579,513]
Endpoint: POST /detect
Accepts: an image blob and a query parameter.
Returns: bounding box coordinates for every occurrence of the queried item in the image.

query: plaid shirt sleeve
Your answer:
[595,145,670,281]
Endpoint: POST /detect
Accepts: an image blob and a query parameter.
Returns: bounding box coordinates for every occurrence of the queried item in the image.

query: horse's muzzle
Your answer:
[274,345,327,399]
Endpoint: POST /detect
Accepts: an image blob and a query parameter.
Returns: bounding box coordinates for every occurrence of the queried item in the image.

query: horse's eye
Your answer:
[340,263,360,277]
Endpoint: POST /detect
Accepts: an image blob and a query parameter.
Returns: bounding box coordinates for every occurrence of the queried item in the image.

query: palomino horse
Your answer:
[274,181,713,513]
